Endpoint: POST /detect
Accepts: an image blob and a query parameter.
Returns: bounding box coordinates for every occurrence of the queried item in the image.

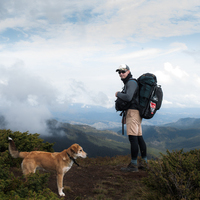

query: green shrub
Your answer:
[0,130,60,199]
[0,129,54,152]
[25,172,49,193]
[0,129,54,167]
[1,173,60,199]
[143,149,200,200]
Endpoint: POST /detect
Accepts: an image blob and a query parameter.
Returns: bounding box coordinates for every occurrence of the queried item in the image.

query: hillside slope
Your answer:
[164,117,200,129]
[143,125,200,152]
[41,118,200,158]
[41,119,130,158]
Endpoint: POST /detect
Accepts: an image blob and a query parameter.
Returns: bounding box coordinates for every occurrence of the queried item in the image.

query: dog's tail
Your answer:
[8,137,29,158]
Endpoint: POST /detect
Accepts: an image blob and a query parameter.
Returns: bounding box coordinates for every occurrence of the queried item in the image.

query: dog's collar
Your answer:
[67,153,80,167]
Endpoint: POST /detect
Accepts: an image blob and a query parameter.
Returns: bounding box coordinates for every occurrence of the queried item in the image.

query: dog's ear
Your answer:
[70,144,78,154]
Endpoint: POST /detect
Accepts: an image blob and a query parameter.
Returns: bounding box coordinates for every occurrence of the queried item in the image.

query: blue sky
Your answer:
[0,0,200,132]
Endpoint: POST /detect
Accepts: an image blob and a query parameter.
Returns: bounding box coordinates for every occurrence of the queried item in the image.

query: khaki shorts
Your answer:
[126,109,142,136]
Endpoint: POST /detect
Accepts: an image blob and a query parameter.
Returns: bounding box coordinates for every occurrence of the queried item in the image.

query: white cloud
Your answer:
[0,0,199,43]
[0,18,28,32]
[27,95,39,106]
[163,99,173,105]
[0,63,59,133]
[164,62,189,79]
[154,70,171,84]
[110,48,161,62]
[184,94,200,105]
[3,103,52,134]
[0,0,200,132]
[176,102,187,108]
[166,42,188,54]
[153,61,200,108]
[195,75,200,86]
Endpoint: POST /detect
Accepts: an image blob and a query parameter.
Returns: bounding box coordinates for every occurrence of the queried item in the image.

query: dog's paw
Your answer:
[59,188,65,196]
[59,192,65,196]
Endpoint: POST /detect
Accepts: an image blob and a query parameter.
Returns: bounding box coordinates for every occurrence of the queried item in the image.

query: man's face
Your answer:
[118,70,130,79]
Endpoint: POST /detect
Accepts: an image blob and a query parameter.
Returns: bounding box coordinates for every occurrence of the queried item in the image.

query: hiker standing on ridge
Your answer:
[115,64,147,172]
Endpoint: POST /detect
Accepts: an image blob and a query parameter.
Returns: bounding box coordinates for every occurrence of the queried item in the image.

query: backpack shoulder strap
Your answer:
[128,78,138,85]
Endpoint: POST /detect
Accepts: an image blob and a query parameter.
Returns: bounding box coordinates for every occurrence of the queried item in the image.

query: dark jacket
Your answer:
[117,73,139,110]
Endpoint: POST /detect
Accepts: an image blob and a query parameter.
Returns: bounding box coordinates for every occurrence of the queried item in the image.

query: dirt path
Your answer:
[47,164,148,200]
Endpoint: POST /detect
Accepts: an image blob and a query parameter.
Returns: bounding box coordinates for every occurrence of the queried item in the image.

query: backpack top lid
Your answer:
[137,73,157,85]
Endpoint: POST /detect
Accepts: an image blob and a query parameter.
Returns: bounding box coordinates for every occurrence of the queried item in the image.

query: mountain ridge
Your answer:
[40,117,200,158]
[51,104,200,129]
[163,117,200,129]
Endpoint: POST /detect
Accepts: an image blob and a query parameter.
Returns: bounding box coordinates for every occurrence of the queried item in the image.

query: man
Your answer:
[115,64,147,172]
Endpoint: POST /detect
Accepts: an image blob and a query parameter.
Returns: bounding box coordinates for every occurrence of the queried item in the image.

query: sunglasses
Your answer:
[118,70,127,74]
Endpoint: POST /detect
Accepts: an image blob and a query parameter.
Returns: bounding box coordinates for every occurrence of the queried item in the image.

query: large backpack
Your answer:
[136,73,163,119]
[115,73,163,119]
[115,73,163,135]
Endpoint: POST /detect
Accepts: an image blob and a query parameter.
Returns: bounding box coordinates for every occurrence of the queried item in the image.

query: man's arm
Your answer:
[117,80,137,102]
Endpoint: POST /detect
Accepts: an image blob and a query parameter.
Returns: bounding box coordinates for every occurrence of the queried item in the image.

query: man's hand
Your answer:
[115,91,119,97]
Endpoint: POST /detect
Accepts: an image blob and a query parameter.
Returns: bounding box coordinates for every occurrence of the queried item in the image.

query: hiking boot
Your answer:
[138,162,149,170]
[121,163,138,172]
[138,163,146,170]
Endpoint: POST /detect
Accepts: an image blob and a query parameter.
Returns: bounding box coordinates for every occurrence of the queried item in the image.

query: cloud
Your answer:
[0,60,114,133]
[154,70,171,84]
[2,103,52,134]
[0,0,199,133]
[88,0,200,42]
[164,62,189,79]
[109,48,161,62]
[155,62,200,108]
[67,79,111,107]
[194,75,200,86]
[185,49,200,64]
[0,63,59,133]
[0,63,58,103]
[0,0,200,43]
[166,42,188,54]
[163,99,173,105]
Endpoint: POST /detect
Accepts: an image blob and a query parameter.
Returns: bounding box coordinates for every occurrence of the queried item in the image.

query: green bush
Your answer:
[0,129,54,167]
[25,172,49,193]
[143,149,200,200]
[0,129,54,152]
[0,130,60,200]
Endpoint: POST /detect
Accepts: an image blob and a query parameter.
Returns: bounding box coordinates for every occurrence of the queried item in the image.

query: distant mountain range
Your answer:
[51,104,200,129]
[41,119,130,158]
[1,103,200,158]
[163,118,200,129]
[41,117,200,159]
[142,123,200,153]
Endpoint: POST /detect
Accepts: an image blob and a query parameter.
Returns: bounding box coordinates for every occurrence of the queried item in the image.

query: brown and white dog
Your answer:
[8,137,87,196]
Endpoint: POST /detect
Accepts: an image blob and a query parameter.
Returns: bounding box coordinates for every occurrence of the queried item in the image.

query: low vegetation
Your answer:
[0,129,200,199]
[0,129,58,199]
[143,149,200,200]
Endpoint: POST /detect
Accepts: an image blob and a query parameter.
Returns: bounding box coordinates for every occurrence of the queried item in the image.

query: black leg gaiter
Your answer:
[138,136,147,158]
[128,135,147,159]
[128,135,138,160]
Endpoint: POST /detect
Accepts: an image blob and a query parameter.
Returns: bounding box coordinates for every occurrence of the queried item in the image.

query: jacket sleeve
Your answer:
[117,80,138,102]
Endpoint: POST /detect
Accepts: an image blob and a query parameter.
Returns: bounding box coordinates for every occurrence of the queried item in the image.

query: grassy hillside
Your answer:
[42,119,130,158]
[42,119,162,158]
[1,131,200,200]
[143,125,200,152]
[41,119,200,159]
[164,117,200,129]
